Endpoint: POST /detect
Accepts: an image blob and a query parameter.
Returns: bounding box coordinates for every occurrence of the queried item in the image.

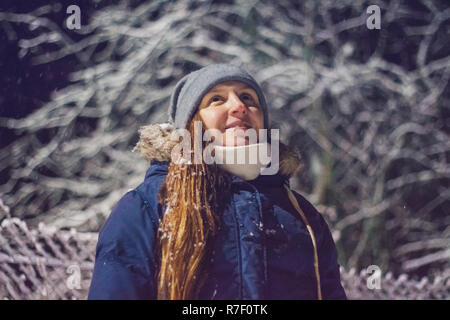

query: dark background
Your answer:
[0,0,449,283]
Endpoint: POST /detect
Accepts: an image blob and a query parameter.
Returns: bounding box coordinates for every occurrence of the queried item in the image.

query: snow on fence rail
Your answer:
[0,218,448,300]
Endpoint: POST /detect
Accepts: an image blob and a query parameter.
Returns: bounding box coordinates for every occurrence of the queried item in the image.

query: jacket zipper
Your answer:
[240,181,268,299]
[230,188,244,299]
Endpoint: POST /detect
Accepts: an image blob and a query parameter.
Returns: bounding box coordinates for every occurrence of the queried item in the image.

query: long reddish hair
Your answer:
[156,112,230,299]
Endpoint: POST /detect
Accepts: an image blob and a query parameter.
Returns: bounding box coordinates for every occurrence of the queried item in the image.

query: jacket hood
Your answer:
[132,123,303,179]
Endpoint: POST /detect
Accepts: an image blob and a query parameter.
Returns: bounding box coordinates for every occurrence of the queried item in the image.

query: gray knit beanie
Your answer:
[168,63,270,129]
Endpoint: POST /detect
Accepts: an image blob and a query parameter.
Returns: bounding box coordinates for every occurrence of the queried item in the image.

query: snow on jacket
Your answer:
[88,124,347,300]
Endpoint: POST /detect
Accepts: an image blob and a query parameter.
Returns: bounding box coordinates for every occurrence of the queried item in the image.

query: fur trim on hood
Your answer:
[132,123,303,178]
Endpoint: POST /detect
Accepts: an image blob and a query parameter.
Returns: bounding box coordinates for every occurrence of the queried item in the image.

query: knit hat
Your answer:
[168,63,270,129]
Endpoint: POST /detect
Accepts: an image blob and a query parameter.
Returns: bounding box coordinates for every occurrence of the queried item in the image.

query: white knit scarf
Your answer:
[213,142,272,180]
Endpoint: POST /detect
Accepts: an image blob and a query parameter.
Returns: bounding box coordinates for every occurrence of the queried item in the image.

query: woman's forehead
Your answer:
[208,80,253,92]
[198,80,260,109]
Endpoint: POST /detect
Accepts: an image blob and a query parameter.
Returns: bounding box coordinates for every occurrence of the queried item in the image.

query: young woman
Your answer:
[88,63,347,300]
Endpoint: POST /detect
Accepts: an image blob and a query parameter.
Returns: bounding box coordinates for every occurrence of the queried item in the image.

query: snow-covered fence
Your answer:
[0,218,96,300]
[0,218,448,300]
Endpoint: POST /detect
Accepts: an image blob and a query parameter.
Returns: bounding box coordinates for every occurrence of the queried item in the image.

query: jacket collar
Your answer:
[134,123,303,184]
[145,160,169,180]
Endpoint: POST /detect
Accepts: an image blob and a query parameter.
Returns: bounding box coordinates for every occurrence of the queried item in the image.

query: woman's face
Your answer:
[198,80,264,146]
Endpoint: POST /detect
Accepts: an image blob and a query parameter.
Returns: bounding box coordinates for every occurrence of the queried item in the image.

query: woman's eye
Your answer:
[210,96,223,104]
[208,93,258,106]
[242,93,258,106]
[241,94,252,101]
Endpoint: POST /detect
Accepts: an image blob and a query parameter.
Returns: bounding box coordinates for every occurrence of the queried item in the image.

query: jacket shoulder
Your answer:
[289,190,347,299]
[88,190,160,299]
[96,190,158,261]
[289,189,337,247]
[289,190,325,230]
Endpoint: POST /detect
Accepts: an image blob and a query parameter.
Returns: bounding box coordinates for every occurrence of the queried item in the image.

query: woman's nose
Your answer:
[228,92,247,116]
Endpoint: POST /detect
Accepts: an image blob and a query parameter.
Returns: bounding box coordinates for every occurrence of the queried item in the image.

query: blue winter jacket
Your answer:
[88,124,347,300]
[88,162,347,300]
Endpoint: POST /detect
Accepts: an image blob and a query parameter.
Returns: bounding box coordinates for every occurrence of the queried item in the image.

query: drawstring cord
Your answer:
[283,183,323,300]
